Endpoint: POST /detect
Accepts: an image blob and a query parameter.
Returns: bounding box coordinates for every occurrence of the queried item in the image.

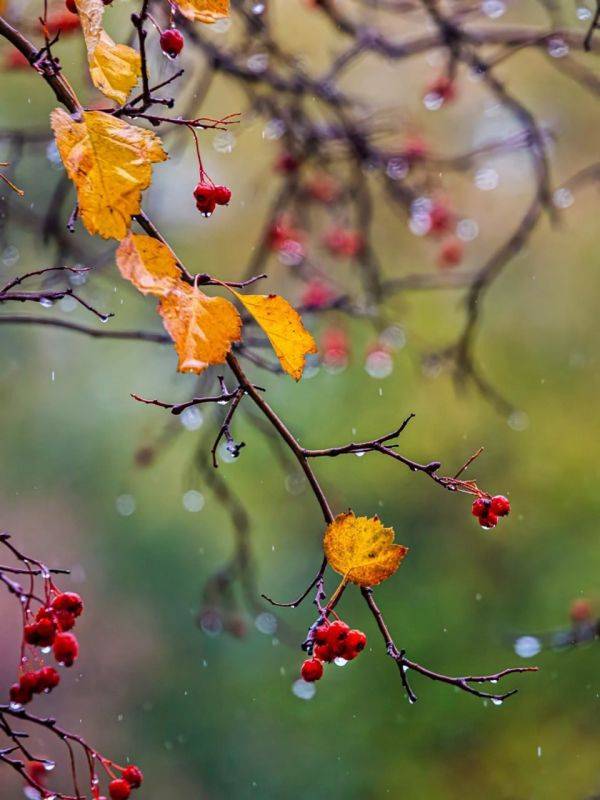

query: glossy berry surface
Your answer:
[122,765,143,787]
[213,185,232,205]
[109,778,131,800]
[160,28,184,59]
[490,495,511,517]
[471,497,489,517]
[301,658,324,682]
[53,632,79,667]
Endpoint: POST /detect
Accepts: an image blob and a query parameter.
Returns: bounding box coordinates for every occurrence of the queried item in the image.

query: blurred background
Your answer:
[0,0,599,798]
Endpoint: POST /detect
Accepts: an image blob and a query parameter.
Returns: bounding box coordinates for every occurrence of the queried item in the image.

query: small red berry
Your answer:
[55,609,76,631]
[213,185,232,205]
[53,632,79,667]
[109,779,131,800]
[9,682,32,705]
[570,598,593,623]
[275,152,299,173]
[36,617,58,646]
[479,511,498,529]
[343,629,367,659]
[428,203,453,236]
[471,497,489,517]
[438,237,463,268]
[301,658,324,682]
[66,0,77,12]
[122,766,143,788]
[326,620,350,643]
[51,592,83,617]
[313,623,329,646]
[160,28,184,59]
[37,666,60,691]
[313,643,334,662]
[19,672,40,695]
[490,495,510,517]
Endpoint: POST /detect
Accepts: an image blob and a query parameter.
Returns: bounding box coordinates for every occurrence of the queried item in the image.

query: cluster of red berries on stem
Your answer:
[194,180,232,216]
[301,619,367,682]
[105,766,144,800]
[471,494,511,529]
[10,590,82,705]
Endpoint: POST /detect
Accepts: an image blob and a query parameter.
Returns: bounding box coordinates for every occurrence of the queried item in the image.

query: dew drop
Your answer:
[292,678,316,700]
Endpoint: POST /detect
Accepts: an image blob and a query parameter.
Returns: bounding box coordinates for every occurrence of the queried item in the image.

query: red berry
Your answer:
[479,512,498,529]
[301,658,324,682]
[37,667,60,691]
[471,497,489,517]
[9,682,32,705]
[428,203,453,236]
[20,672,40,695]
[122,766,143,788]
[570,598,593,623]
[438,238,463,268]
[490,495,510,517]
[24,623,41,646]
[51,592,83,617]
[275,152,299,173]
[213,185,232,206]
[66,0,77,12]
[53,632,79,667]
[109,779,131,800]
[343,629,367,659]
[194,182,217,216]
[313,643,334,662]
[160,28,184,59]
[55,609,76,631]
[326,620,349,643]
[36,617,57,646]
[313,623,329,646]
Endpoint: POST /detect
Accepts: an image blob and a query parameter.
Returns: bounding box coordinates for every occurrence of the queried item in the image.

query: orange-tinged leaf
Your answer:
[231,291,317,380]
[116,234,181,297]
[76,0,141,105]
[159,285,242,373]
[323,512,408,587]
[51,109,167,240]
[172,0,230,23]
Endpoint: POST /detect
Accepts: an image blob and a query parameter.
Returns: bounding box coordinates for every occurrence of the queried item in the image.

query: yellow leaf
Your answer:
[231,291,317,380]
[76,0,141,105]
[116,234,181,297]
[172,0,230,23]
[323,512,408,587]
[51,109,167,240]
[159,284,242,373]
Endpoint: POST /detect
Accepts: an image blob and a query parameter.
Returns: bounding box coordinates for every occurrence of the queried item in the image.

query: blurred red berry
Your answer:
[66,0,77,12]
[438,237,463,268]
[53,632,79,667]
[428,203,453,236]
[324,227,364,258]
[301,280,334,310]
[43,11,81,34]
[570,598,593,623]
[109,778,131,800]
[275,152,299,173]
[471,497,489,517]
[425,75,456,103]
[213,185,232,205]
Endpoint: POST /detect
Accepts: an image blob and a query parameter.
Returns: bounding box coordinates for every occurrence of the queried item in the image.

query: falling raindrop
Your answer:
[514,635,541,658]
[39,297,54,308]
[334,657,348,667]
[115,494,136,517]
[255,612,277,635]
[183,490,204,513]
[292,678,316,700]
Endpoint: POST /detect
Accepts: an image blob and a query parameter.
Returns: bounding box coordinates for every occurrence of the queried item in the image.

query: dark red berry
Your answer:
[490,495,510,517]
[343,629,367,659]
[53,632,79,667]
[9,682,32,705]
[326,620,349,643]
[313,643,334,663]
[109,779,131,800]
[479,512,498,529]
[213,185,232,205]
[570,598,592,623]
[313,623,329,646]
[66,0,77,12]
[122,766,143,788]
[301,658,324,682]
[37,667,60,691]
[160,28,184,59]
[471,497,489,517]
[19,672,40,695]
[55,609,76,631]
[51,592,83,617]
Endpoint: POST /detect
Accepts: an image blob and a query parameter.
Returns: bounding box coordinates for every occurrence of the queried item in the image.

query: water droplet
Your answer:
[247,53,269,74]
[456,218,479,242]
[46,141,61,166]
[552,187,574,209]
[180,406,204,431]
[213,130,236,153]
[577,7,592,21]
[379,325,406,351]
[514,635,541,658]
[491,697,503,706]
[255,612,277,635]
[285,472,306,496]
[537,745,543,757]
[386,158,408,181]
[292,678,316,700]
[507,410,529,431]
[252,2,265,13]
[334,657,348,667]
[115,494,136,517]
[482,0,506,19]
[423,92,445,111]
[39,297,53,309]
[365,350,393,379]
[263,118,286,140]
[183,490,204,513]
[2,245,19,267]
[474,167,499,191]
[547,37,569,58]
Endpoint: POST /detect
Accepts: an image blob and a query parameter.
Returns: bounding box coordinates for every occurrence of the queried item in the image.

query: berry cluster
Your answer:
[471,494,511,529]
[193,181,232,217]
[301,619,367,682]
[9,591,83,707]
[105,766,144,800]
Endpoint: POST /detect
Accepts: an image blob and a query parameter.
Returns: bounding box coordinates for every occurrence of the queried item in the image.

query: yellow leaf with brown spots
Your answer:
[51,108,167,240]
[230,291,317,380]
[158,284,242,373]
[323,512,408,587]
[116,234,181,297]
